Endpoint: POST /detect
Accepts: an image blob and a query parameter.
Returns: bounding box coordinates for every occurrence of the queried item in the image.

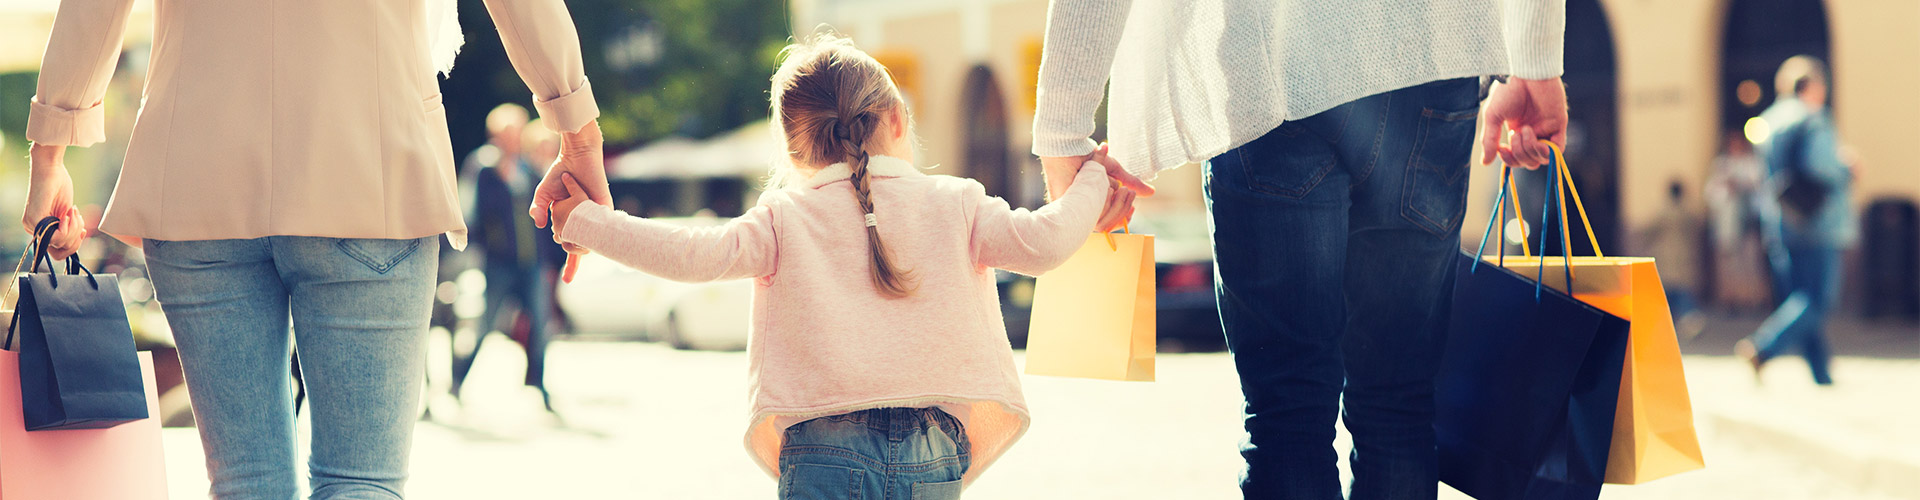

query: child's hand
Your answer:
[549,172,592,252]
[1088,144,1139,232]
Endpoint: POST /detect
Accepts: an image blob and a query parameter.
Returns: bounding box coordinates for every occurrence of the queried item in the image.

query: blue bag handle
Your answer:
[1469,143,1577,301]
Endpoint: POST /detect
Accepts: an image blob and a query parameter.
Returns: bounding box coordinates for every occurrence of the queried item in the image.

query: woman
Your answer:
[20,0,609,497]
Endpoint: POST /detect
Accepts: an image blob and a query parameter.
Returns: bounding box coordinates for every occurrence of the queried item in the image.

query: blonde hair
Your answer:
[769,32,917,297]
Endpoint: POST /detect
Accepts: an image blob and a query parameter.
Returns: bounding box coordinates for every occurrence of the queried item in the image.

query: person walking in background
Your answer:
[18,0,606,496]
[452,105,562,412]
[544,34,1140,499]
[1737,56,1857,386]
[1706,130,1774,312]
[1636,181,1706,339]
[1032,1,1568,498]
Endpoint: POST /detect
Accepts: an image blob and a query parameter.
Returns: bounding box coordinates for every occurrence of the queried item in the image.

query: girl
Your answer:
[547,34,1133,498]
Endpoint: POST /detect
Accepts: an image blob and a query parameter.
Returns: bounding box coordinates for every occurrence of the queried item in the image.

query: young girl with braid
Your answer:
[544,34,1135,499]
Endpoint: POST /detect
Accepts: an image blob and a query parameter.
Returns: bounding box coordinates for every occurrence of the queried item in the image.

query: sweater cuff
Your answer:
[534,78,600,134]
[1504,0,1566,79]
[558,201,616,248]
[26,96,106,147]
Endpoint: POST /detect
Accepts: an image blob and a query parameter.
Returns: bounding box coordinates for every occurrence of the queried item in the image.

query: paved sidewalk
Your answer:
[154,339,1915,499]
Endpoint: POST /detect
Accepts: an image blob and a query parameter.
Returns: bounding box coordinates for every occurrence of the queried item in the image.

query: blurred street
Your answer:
[151,311,1918,499]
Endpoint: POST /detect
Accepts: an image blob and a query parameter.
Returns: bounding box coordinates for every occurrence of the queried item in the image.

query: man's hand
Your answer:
[530,120,611,282]
[1479,77,1569,169]
[21,144,87,260]
[1040,143,1154,232]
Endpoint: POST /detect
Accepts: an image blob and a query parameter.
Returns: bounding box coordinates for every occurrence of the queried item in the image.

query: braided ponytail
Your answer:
[772,33,918,298]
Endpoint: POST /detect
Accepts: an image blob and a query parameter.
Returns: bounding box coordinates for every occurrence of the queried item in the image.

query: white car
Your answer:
[554,217,753,351]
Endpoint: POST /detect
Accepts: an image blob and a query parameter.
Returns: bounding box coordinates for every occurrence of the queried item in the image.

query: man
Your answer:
[1737,56,1855,386]
[1033,1,1568,498]
[456,105,561,411]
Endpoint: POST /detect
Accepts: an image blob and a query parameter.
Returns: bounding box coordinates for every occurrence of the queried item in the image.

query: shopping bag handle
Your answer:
[4,217,98,351]
[1470,141,1580,300]
[1102,223,1130,251]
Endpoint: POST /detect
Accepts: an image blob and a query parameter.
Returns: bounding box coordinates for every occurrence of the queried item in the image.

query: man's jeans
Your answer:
[1750,228,1840,385]
[146,236,438,499]
[777,407,970,500]
[1205,77,1480,500]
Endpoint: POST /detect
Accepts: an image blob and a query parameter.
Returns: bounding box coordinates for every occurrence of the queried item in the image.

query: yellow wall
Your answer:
[815,0,1920,246]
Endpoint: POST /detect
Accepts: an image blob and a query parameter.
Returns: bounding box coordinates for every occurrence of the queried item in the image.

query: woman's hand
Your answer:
[21,144,88,260]
[1087,144,1138,232]
[531,120,611,282]
[547,172,595,283]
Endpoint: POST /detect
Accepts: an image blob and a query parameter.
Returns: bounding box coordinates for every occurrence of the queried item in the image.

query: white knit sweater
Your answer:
[1033,0,1567,177]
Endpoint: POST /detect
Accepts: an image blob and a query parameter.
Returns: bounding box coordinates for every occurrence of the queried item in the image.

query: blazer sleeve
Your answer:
[557,202,779,283]
[26,0,138,147]
[481,0,601,133]
[969,162,1110,276]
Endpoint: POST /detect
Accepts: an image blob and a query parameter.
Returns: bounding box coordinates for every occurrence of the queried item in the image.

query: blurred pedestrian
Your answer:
[19,0,605,496]
[1637,181,1706,339]
[450,105,561,412]
[1706,130,1774,311]
[545,34,1143,499]
[1737,56,1857,386]
[1033,1,1568,498]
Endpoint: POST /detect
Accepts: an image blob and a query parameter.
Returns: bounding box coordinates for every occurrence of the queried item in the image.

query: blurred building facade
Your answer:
[791,0,1920,304]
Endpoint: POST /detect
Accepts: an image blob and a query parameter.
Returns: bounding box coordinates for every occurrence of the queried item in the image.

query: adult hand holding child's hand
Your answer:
[547,172,593,283]
[531,120,612,283]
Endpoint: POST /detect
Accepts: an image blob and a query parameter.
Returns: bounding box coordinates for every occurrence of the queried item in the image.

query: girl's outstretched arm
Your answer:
[558,201,778,283]
[969,161,1110,276]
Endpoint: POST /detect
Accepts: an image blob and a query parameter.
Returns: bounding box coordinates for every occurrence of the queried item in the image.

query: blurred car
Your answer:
[553,216,752,351]
[999,209,1225,350]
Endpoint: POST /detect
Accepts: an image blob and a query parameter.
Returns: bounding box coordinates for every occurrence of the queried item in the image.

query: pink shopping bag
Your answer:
[0,350,168,499]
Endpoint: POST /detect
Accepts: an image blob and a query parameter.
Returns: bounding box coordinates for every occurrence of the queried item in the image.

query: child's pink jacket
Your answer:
[558,155,1109,484]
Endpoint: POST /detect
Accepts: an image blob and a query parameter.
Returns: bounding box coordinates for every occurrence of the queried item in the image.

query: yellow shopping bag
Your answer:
[1488,142,1706,484]
[1023,231,1155,381]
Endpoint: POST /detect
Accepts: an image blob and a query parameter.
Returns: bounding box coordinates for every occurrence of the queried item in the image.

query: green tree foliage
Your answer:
[442,0,789,159]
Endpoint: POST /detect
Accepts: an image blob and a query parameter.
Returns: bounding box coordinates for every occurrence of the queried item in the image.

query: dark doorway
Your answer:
[1720,0,1832,131]
[960,66,1014,202]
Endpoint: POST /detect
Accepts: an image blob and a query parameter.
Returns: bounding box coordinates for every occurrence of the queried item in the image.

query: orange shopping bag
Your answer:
[1023,231,1155,381]
[1489,143,1706,484]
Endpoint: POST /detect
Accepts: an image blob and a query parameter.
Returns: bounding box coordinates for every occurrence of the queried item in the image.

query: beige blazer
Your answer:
[26,0,601,249]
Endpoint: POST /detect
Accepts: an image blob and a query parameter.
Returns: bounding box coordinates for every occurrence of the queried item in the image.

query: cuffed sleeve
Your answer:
[26,0,137,147]
[970,161,1110,276]
[482,0,600,133]
[26,97,107,147]
[532,78,599,134]
[1502,0,1566,79]
[559,201,778,283]
[1031,0,1135,159]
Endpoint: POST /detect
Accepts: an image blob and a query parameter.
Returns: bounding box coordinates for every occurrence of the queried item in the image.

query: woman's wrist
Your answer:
[28,143,66,176]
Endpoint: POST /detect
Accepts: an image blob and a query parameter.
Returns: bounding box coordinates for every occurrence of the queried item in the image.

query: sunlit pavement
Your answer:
[157,337,1919,499]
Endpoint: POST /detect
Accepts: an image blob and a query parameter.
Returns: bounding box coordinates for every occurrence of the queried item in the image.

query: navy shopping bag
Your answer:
[1435,160,1630,500]
[3,217,148,431]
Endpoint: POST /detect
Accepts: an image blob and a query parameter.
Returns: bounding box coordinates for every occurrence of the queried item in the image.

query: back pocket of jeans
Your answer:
[780,464,865,500]
[1400,105,1478,236]
[911,479,962,500]
[1233,122,1338,199]
[335,238,425,275]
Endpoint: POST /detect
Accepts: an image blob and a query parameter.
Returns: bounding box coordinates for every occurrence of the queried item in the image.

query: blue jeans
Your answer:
[1748,230,1839,385]
[1205,77,1480,500]
[452,263,554,401]
[146,236,438,499]
[777,407,971,500]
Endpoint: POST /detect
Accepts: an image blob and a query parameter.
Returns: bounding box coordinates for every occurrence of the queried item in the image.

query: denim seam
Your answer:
[1235,134,1336,199]
[334,238,423,275]
[779,444,971,472]
[1352,93,1392,187]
